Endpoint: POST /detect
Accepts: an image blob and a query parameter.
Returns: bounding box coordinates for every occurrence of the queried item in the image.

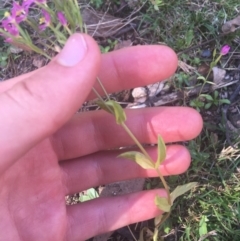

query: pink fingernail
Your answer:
[57,34,87,67]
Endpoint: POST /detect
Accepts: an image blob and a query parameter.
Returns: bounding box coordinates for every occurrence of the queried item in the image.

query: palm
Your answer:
[1,139,67,241]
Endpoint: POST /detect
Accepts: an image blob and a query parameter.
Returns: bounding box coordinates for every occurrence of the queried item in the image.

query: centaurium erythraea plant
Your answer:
[196,44,231,97]
[220,45,231,55]
[0,0,82,57]
[0,1,198,238]
[39,9,51,31]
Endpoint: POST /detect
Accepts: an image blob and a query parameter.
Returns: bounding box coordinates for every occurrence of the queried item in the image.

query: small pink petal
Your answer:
[220,45,230,55]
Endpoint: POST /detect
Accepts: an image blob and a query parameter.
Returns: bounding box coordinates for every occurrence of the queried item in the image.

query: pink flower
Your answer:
[11,2,28,23]
[57,12,67,26]
[220,45,230,55]
[39,9,51,31]
[1,13,19,37]
[23,0,47,9]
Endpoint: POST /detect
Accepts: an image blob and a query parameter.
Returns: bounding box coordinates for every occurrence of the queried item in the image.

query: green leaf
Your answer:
[197,76,206,81]
[97,100,126,124]
[214,91,219,98]
[170,182,198,204]
[219,99,231,104]
[154,195,171,212]
[199,215,208,236]
[79,188,99,202]
[204,102,212,109]
[118,151,155,169]
[185,29,194,46]
[155,135,166,169]
[201,94,213,101]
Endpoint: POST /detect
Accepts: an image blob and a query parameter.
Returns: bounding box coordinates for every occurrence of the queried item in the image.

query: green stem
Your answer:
[122,120,171,207]
[92,87,114,114]
[156,212,171,229]
[121,123,152,161]
[31,45,51,59]
[65,26,72,36]
[92,87,104,102]
[26,19,38,31]
[93,76,170,203]
[156,168,171,204]
[97,77,110,101]
[73,0,83,31]
[49,25,67,43]
[199,54,223,95]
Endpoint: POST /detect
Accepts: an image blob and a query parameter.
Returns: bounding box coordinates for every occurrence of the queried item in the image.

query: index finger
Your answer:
[0,45,178,96]
[90,45,178,98]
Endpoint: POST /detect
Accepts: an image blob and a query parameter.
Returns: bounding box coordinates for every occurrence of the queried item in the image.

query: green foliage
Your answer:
[100,40,118,53]
[156,135,166,168]
[137,0,239,52]
[190,91,230,111]
[198,215,208,237]
[118,151,155,169]
[174,72,190,89]
[90,0,103,9]
[0,49,9,68]
[149,0,165,11]
[166,126,240,241]
[155,196,171,212]
[97,100,126,124]
[170,182,198,204]
[190,98,205,112]
[200,91,231,109]
[180,53,201,66]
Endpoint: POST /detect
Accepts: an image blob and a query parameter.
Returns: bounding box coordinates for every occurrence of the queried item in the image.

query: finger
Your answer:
[66,189,167,241]
[61,145,190,195]
[0,34,101,173]
[53,107,203,160]
[0,45,178,97]
[89,45,178,98]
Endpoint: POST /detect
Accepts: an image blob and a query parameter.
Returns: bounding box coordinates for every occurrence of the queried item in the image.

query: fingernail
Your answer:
[57,34,87,67]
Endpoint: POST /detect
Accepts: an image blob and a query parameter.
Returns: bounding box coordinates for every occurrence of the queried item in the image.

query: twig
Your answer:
[127,226,138,241]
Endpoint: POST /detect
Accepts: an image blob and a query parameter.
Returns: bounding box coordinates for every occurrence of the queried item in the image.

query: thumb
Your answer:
[0,33,101,173]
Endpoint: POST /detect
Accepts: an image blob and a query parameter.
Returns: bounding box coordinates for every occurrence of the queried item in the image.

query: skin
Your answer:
[0,34,203,241]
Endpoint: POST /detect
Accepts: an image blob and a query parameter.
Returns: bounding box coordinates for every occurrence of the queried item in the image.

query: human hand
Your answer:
[0,34,202,241]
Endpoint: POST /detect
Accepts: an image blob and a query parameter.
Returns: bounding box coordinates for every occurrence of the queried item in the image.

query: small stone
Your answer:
[132,87,146,98]
[212,67,226,85]
[10,46,23,54]
[147,82,164,97]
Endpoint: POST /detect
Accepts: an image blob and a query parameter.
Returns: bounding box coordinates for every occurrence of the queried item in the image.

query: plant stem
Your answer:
[199,55,222,95]
[122,122,171,201]
[156,168,171,204]
[65,26,72,36]
[92,87,104,102]
[94,76,171,203]
[121,122,153,161]
[97,77,110,101]
[156,212,171,229]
